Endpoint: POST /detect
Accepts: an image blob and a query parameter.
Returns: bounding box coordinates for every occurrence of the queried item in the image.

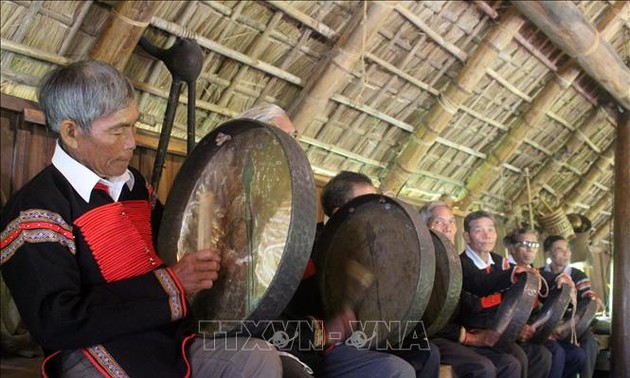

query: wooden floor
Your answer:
[0,355,41,378]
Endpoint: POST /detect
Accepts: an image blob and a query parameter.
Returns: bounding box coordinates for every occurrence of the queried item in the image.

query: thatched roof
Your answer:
[1,0,628,244]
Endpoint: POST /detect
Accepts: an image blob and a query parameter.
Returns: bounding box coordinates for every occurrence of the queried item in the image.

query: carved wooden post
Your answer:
[90,1,159,70]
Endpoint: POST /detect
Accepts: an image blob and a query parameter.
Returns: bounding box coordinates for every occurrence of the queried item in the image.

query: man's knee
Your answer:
[236,338,282,377]
[379,354,416,378]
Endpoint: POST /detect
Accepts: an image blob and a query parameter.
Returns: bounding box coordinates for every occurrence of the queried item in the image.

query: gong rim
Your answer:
[317,194,435,349]
[556,298,598,340]
[530,284,572,344]
[493,272,539,346]
[157,119,316,334]
[422,229,462,336]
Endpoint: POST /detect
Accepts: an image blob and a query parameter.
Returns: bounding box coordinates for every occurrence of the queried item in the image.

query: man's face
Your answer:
[463,217,497,254]
[427,206,457,243]
[64,101,139,178]
[511,232,539,265]
[549,239,571,268]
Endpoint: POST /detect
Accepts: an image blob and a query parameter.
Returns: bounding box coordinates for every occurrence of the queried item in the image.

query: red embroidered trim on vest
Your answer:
[155,268,187,320]
[181,334,197,378]
[83,345,129,378]
[480,293,502,308]
[40,350,61,378]
[74,200,163,283]
[1,210,75,265]
[302,259,316,279]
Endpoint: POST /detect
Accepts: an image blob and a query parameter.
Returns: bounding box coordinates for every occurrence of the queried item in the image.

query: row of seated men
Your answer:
[282,170,598,378]
[0,60,598,378]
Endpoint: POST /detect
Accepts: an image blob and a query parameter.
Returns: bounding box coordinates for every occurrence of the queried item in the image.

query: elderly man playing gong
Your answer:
[457,210,552,378]
[0,60,282,377]
[420,202,520,378]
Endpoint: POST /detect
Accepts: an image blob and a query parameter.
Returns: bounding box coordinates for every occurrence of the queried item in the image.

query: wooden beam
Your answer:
[458,65,572,209]
[379,7,526,196]
[513,107,604,206]
[512,1,630,110]
[265,1,337,40]
[463,1,626,209]
[563,140,615,209]
[591,222,611,245]
[288,1,398,132]
[150,17,303,86]
[586,191,613,221]
[0,38,72,66]
[612,107,630,377]
[90,1,159,70]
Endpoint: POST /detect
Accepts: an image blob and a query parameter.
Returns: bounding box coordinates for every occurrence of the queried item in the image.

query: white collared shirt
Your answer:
[464,245,495,269]
[543,263,572,276]
[507,254,516,265]
[51,141,134,202]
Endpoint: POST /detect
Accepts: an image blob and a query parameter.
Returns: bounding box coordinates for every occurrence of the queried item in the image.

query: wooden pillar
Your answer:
[288,1,398,132]
[612,108,630,377]
[380,8,525,195]
[512,1,630,109]
[90,1,159,71]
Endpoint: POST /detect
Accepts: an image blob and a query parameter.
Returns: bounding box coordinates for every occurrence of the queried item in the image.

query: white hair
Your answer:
[237,103,288,123]
[419,201,451,224]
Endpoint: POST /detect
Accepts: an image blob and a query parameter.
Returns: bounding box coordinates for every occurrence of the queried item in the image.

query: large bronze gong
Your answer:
[530,284,572,344]
[492,272,539,346]
[555,298,598,340]
[422,230,462,336]
[317,194,435,349]
[157,119,316,334]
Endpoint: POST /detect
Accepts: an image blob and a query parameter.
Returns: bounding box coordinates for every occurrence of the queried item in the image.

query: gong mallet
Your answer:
[343,259,376,311]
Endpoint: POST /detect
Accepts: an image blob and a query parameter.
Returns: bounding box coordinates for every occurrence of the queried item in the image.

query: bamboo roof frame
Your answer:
[0,0,627,246]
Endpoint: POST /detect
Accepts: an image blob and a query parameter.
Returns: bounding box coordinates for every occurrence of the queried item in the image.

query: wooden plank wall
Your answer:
[0,94,184,205]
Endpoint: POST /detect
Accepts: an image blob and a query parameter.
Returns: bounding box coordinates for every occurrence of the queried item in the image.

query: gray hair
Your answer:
[463,210,495,232]
[38,60,135,133]
[419,201,451,224]
[237,103,287,123]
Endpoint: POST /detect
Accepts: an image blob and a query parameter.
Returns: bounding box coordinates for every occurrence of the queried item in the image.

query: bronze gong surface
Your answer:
[555,298,598,340]
[158,120,316,334]
[530,284,571,344]
[422,230,462,336]
[317,194,435,349]
[493,272,539,346]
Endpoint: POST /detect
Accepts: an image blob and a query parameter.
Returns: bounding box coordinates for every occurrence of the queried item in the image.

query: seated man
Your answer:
[505,228,585,378]
[458,211,552,378]
[307,171,440,378]
[239,109,416,378]
[542,235,599,378]
[421,202,520,378]
[0,61,281,377]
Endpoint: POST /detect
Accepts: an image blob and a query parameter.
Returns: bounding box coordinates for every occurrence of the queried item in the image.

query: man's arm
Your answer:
[460,255,514,296]
[1,236,187,351]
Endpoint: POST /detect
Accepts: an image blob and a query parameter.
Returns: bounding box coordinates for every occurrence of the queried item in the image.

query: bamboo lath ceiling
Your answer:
[1,0,628,244]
